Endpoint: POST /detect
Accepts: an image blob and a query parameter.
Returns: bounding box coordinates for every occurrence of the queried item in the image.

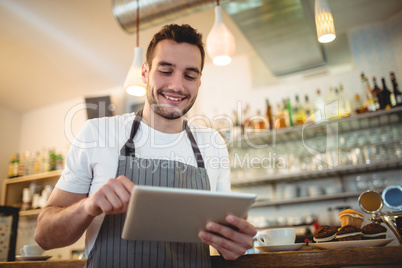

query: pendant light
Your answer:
[315,0,336,43]
[206,0,235,66]
[124,0,146,96]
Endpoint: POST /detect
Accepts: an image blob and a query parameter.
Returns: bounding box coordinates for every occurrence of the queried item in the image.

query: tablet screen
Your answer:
[121,186,256,243]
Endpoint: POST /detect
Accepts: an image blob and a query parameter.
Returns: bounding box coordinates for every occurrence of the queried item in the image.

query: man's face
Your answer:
[143,39,202,120]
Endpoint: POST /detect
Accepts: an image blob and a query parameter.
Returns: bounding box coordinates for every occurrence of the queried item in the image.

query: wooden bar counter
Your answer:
[1,245,401,267]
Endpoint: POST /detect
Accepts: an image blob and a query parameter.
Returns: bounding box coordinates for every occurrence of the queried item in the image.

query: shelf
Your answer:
[3,170,62,185]
[19,209,41,216]
[252,192,360,208]
[232,158,402,186]
[228,106,402,147]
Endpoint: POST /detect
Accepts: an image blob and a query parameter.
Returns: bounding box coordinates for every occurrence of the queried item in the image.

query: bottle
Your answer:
[372,76,383,109]
[49,149,57,171]
[314,89,326,122]
[231,109,242,138]
[325,86,339,119]
[18,153,25,177]
[33,151,41,174]
[338,84,351,117]
[8,154,17,178]
[352,94,365,114]
[390,72,402,106]
[381,77,392,109]
[286,98,294,127]
[56,153,64,170]
[253,110,265,130]
[293,95,305,125]
[265,99,273,130]
[361,73,376,112]
[274,103,286,129]
[13,153,20,178]
[304,95,314,122]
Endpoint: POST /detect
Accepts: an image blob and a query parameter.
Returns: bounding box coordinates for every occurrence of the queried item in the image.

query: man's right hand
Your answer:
[83,175,135,217]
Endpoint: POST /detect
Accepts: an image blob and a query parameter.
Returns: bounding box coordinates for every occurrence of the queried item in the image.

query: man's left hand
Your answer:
[198,215,257,260]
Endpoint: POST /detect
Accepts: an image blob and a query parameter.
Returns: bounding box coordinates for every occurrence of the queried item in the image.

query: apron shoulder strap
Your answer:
[120,109,143,156]
[183,120,205,169]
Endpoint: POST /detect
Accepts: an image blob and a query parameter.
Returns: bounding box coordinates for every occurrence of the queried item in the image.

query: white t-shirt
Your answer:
[56,113,231,255]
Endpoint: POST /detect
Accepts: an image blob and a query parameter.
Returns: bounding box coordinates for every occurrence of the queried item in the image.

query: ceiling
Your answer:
[1,0,401,113]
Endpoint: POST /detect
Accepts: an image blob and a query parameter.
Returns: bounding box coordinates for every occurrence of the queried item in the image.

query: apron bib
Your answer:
[86,110,212,268]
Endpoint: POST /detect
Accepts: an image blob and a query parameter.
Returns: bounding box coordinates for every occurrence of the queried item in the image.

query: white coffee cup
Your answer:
[20,244,45,256]
[257,228,296,246]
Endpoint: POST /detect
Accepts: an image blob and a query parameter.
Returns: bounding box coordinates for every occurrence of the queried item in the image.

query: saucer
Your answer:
[256,243,304,253]
[309,238,394,250]
[16,255,52,261]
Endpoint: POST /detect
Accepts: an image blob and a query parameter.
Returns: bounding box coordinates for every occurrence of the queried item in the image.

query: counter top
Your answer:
[211,245,402,267]
[1,245,401,267]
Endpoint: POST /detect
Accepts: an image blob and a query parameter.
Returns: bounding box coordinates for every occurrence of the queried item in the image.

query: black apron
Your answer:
[86,110,212,268]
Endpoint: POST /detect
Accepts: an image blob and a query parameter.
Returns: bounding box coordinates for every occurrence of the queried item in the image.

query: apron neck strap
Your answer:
[183,120,205,169]
[120,109,205,168]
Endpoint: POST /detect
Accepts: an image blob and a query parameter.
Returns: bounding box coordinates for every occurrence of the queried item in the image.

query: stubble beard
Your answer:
[147,87,197,120]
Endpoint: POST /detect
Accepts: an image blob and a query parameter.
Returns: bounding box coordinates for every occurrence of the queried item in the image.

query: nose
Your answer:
[168,73,185,92]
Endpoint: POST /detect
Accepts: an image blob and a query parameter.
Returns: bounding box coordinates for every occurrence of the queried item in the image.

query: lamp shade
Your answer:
[206,6,236,66]
[124,47,146,96]
[315,0,336,43]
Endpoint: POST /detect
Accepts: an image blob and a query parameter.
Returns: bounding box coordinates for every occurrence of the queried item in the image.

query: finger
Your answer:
[199,231,245,260]
[205,222,253,250]
[116,176,135,193]
[104,179,132,207]
[226,215,257,236]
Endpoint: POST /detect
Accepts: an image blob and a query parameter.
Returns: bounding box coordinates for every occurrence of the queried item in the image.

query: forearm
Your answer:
[34,198,94,250]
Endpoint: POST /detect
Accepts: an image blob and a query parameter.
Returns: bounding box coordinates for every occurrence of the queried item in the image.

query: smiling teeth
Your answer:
[165,96,182,101]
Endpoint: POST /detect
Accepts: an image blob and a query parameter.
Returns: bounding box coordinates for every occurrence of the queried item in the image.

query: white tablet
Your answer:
[121,185,256,243]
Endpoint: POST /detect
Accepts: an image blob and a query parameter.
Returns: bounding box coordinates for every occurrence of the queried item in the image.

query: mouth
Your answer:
[160,93,187,103]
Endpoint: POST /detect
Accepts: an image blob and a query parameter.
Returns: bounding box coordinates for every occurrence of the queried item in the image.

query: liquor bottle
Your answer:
[314,89,326,122]
[293,95,305,125]
[352,94,365,114]
[381,77,392,109]
[304,95,314,122]
[241,103,252,134]
[265,99,273,130]
[390,72,402,106]
[372,76,383,109]
[274,103,286,129]
[325,86,339,119]
[286,98,294,127]
[361,73,376,112]
[253,110,265,130]
[338,84,351,117]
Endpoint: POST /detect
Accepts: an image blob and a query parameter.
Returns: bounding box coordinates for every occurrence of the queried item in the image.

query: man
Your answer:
[35,24,256,267]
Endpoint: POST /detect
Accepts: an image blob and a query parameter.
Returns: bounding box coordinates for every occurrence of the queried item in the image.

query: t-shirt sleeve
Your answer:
[56,120,97,194]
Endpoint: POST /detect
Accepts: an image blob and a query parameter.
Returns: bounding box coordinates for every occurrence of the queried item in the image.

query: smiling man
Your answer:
[34,24,256,268]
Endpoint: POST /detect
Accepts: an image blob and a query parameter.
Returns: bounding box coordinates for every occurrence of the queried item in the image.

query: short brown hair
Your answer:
[146,24,205,71]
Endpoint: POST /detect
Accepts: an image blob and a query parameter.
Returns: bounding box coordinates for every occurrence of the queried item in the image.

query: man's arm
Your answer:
[34,175,134,250]
[198,214,257,261]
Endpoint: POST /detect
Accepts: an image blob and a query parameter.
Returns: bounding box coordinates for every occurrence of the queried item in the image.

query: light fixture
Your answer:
[315,0,336,43]
[206,0,235,66]
[124,0,146,96]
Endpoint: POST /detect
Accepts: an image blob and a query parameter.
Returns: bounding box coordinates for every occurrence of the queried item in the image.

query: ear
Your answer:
[142,62,149,84]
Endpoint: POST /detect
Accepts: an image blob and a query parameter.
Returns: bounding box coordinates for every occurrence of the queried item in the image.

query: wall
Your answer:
[18,87,126,155]
[0,106,21,196]
[196,11,402,122]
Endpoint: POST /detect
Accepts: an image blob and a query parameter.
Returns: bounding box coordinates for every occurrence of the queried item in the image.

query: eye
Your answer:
[185,75,196,80]
[160,71,172,75]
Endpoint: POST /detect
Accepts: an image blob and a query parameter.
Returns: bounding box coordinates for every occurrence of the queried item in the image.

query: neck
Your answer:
[141,103,184,133]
